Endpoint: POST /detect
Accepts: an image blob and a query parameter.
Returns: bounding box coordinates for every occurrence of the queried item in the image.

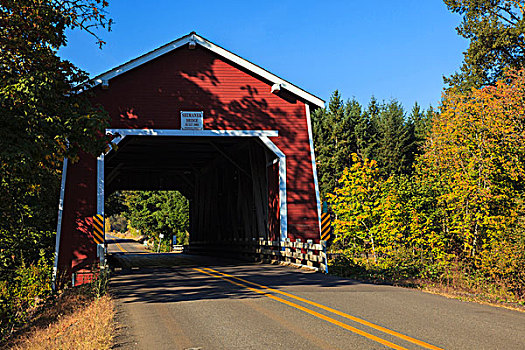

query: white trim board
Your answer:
[97,154,105,216]
[305,104,322,236]
[106,129,278,137]
[52,157,68,290]
[259,136,288,241]
[89,32,325,109]
[100,129,288,241]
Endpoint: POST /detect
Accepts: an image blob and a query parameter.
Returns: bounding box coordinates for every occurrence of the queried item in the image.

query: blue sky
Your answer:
[59,0,467,111]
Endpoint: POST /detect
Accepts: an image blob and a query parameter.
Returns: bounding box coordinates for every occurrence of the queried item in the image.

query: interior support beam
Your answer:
[106,163,123,188]
[208,141,251,178]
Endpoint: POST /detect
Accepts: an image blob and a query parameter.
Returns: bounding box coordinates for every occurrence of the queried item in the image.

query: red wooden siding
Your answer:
[58,151,98,278]
[92,45,319,240]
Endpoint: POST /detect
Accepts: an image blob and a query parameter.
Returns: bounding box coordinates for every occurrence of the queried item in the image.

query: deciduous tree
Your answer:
[421,69,525,259]
[122,191,189,246]
[0,0,112,274]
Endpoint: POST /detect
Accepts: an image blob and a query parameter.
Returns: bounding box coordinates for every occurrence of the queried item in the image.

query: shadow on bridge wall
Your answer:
[92,45,319,240]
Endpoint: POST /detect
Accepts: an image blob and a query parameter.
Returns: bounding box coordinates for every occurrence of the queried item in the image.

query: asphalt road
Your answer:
[105,235,525,350]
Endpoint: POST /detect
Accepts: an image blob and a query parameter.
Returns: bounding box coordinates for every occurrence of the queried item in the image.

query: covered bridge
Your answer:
[54,32,325,285]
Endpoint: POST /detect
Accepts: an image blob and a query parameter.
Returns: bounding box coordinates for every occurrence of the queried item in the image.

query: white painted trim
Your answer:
[97,154,104,216]
[259,136,287,242]
[106,129,278,137]
[89,33,325,108]
[105,135,125,156]
[194,35,325,108]
[111,135,125,148]
[97,154,106,265]
[98,244,105,266]
[92,37,189,85]
[52,157,68,290]
[305,104,322,236]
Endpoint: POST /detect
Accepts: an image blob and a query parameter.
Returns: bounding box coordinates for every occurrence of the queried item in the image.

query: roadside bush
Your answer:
[77,267,110,300]
[106,215,128,233]
[329,248,427,283]
[476,237,525,299]
[0,256,52,340]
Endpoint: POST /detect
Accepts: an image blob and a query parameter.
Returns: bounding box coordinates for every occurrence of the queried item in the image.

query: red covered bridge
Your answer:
[53,32,326,286]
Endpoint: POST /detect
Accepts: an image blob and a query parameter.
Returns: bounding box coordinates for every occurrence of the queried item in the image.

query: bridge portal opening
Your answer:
[103,135,282,259]
[105,189,190,249]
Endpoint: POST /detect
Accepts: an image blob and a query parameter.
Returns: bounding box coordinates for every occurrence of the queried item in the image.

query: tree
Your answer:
[410,103,434,147]
[421,69,525,259]
[122,191,190,246]
[313,93,426,198]
[0,0,112,275]
[327,155,384,262]
[105,191,127,217]
[407,102,435,164]
[312,91,360,200]
[355,97,378,161]
[444,0,525,90]
[374,100,414,176]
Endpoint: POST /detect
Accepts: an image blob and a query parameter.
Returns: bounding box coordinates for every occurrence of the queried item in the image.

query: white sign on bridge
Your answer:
[181,111,204,130]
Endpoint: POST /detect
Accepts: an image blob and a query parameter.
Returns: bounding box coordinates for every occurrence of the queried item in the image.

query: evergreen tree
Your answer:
[312,105,333,200]
[312,91,361,199]
[355,97,378,160]
[313,92,428,196]
[408,102,434,159]
[374,100,413,176]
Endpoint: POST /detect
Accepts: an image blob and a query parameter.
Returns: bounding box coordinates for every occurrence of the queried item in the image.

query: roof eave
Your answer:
[88,32,325,109]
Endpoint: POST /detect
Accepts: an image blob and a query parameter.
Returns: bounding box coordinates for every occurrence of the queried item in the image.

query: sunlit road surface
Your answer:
[106,235,525,350]
[106,233,151,254]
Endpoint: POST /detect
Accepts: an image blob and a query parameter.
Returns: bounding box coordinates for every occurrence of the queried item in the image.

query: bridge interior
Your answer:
[104,136,281,256]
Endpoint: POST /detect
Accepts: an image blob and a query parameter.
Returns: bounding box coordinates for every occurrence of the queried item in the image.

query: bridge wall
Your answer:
[57,44,321,283]
[92,46,319,238]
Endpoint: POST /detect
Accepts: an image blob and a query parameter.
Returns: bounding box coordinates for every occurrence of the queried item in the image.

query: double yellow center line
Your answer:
[114,241,128,253]
[194,267,443,350]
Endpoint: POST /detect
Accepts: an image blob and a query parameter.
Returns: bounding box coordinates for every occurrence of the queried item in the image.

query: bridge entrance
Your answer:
[103,134,283,251]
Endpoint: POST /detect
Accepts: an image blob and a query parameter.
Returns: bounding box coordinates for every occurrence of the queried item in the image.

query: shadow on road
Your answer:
[108,252,373,306]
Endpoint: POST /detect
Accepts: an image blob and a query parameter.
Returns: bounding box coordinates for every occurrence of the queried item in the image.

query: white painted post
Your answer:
[305,103,323,237]
[97,154,105,217]
[52,157,68,290]
[97,154,105,270]
[258,136,287,245]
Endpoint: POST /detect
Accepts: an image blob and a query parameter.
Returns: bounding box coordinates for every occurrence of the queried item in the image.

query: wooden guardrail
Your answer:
[172,245,184,253]
[256,238,328,273]
[188,238,328,273]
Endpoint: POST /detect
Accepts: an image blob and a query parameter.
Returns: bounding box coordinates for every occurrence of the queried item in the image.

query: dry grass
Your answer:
[8,293,114,350]
[416,282,525,312]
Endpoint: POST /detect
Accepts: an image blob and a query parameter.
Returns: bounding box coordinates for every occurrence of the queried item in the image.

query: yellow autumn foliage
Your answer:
[328,70,525,299]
